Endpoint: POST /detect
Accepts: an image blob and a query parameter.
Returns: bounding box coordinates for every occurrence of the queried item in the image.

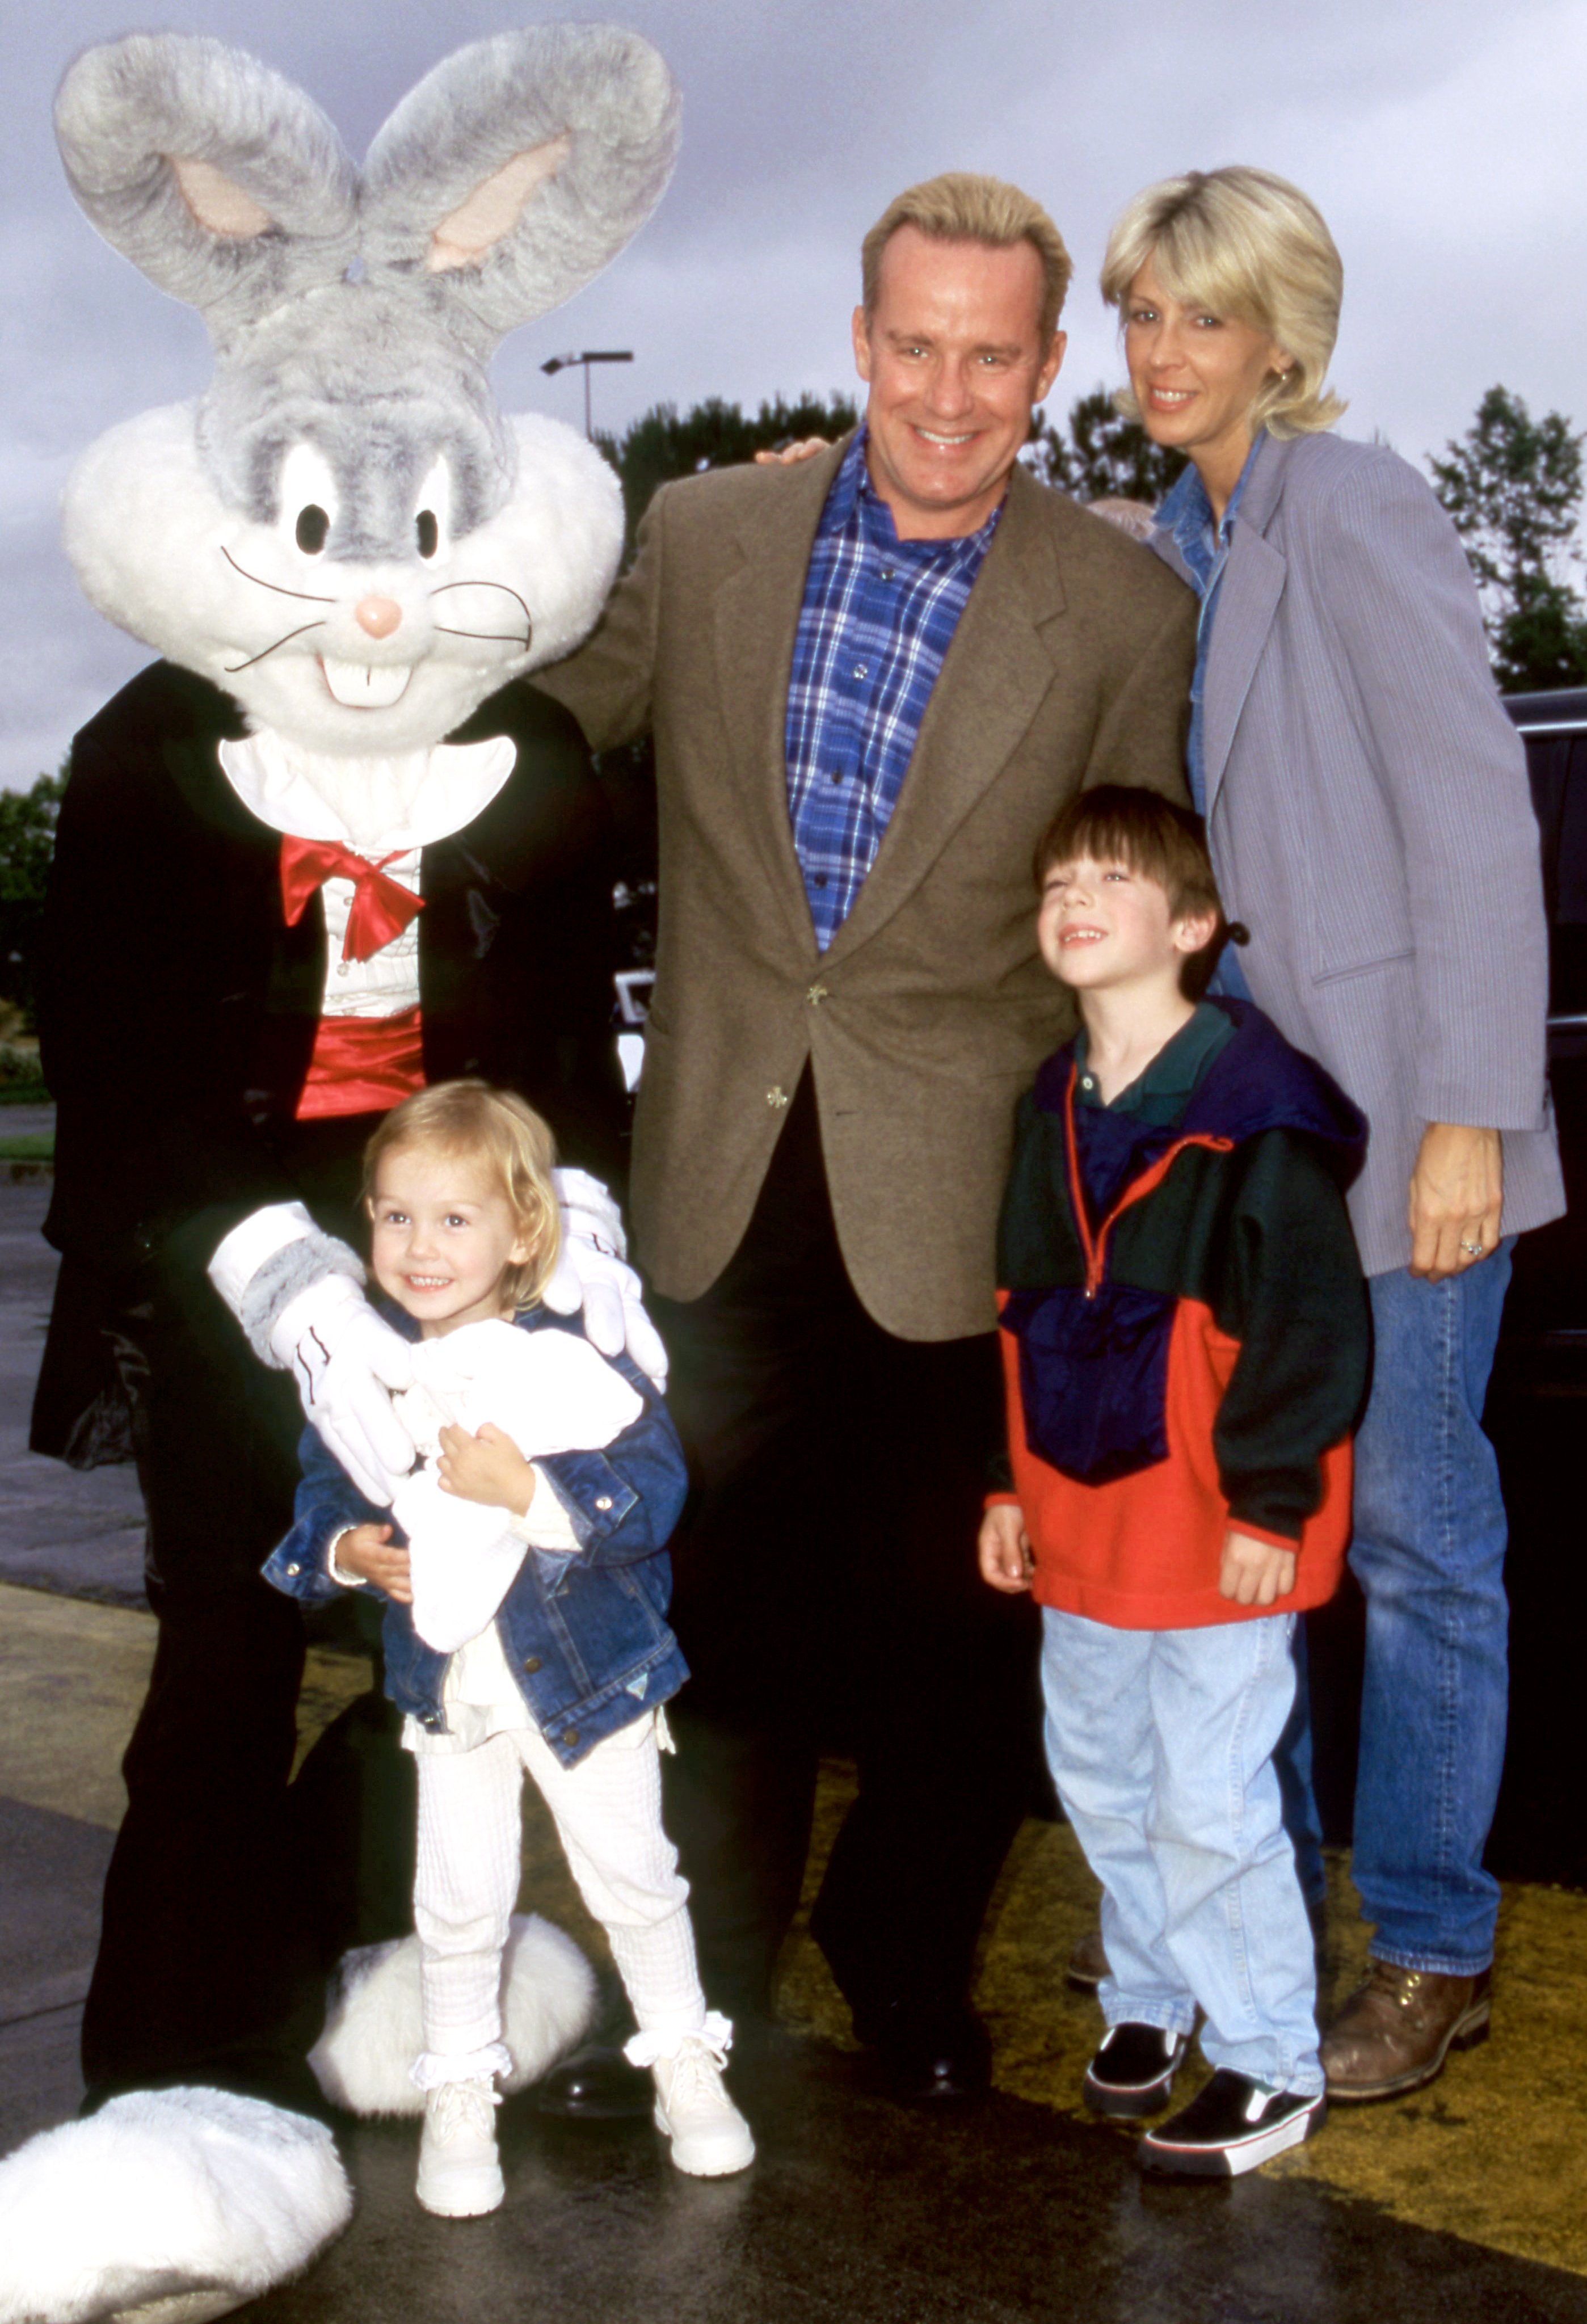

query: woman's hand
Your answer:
[1408,1123,1503,1281]
[1218,1529,1295,1607]
[978,1503,1035,1594]
[332,1522,412,1603]
[437,1421,537,1517]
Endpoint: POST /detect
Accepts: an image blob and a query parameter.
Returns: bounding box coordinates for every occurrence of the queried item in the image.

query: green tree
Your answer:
[1026,386,1187,507]
[1429,385,1587,692]
[599,391,860,560]
[0,768,64,1030]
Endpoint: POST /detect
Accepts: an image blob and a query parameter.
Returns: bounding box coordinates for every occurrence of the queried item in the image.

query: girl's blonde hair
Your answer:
[1100,166,1346,440]
[362,1080,561,1313]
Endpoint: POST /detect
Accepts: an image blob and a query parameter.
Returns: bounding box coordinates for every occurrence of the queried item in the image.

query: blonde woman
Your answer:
[1101,166,1561,2108]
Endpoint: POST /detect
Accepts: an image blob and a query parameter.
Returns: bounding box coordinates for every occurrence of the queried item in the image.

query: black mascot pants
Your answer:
[651,1071,1041,2032]
[80,1209,413,2112]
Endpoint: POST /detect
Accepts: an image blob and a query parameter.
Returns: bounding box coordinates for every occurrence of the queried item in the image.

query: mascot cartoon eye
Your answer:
[415,509,439,558]
[277,443,340,559]
[412,458,451,563]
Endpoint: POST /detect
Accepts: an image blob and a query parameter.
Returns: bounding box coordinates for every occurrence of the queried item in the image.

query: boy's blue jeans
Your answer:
[1346,1245,1513,1975]
[1041,1606,1323,2098]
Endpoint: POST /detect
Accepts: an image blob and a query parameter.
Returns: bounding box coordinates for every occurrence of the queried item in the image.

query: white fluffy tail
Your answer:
[0,2089,351,2324]
[309,1912,597,2116]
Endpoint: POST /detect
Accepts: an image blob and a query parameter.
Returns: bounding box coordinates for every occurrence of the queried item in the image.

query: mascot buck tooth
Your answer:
[2,27,679,2322]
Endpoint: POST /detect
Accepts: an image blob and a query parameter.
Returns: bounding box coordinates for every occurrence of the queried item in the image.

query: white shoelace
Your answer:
[625,2008,734,2073]
[429,2079,499,2141]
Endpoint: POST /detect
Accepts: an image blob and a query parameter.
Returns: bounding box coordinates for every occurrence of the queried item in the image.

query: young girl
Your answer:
[265,1081,753,2216]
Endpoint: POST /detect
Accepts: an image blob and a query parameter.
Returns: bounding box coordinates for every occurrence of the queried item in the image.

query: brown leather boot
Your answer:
[1320,1960,1491,2100]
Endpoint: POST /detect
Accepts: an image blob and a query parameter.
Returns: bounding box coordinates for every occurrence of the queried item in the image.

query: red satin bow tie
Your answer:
[279,837,426,963]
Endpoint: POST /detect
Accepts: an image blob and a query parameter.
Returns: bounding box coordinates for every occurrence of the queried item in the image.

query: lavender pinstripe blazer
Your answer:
[1151,428,1563,1277]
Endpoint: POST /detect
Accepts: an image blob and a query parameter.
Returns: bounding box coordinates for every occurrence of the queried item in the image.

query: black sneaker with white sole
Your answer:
[1137,2069,1324,2176]
[1082,2023,1190,2118]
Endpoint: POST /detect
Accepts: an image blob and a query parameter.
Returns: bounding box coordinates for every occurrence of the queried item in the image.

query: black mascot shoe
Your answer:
[532,2043,654,2120]
[870,1999,993,2104]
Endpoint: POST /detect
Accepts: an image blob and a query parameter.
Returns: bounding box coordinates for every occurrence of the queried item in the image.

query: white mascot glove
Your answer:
[270,1273,416,1506]
[541,1167,669,1390]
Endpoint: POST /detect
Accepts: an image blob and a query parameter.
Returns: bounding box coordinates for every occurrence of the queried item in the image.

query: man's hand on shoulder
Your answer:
[753,437,831,467]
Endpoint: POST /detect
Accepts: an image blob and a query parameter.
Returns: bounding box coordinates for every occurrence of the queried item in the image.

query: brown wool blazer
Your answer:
[536,438,1197,1339]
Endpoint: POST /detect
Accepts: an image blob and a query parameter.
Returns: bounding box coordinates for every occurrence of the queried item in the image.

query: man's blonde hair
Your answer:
[1100,166,1346,439]
[362,1080,561,1314]
[862,172,1072,346]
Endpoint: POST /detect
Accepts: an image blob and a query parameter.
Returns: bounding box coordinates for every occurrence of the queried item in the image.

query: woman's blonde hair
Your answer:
[362,1080,561,1313]
[1100,166,1346,439]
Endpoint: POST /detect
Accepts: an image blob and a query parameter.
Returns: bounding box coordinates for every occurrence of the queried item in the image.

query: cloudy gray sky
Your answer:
[4,0,1585,792]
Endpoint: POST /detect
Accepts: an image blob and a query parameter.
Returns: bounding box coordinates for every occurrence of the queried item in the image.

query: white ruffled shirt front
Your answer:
[207,728,518,1307]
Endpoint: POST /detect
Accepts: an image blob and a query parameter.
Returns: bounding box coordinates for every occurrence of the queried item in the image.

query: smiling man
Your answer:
[536,172,1197,2105]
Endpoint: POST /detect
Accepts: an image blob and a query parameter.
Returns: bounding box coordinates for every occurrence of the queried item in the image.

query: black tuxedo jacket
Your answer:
[32,660,625,1458]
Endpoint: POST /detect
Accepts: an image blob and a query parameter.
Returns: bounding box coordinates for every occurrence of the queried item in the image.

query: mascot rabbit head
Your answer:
[54,27,679,755]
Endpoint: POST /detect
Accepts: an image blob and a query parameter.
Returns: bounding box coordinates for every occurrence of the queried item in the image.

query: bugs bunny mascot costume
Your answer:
[1,28,678,2321]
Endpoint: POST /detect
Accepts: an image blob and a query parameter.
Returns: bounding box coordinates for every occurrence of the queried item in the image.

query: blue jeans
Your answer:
[1348,1246,1513,1974]
[1041,1607,1323,2096]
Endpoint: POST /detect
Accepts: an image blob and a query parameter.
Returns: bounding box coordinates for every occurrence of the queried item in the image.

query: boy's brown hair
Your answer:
[1034,784,1232,999]
[361,1080,561,1314]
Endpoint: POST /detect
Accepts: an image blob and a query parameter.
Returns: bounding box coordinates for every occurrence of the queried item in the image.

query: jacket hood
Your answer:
[1033,997,1367,1190]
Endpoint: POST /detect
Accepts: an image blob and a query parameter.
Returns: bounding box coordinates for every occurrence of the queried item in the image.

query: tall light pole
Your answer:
[540,350,634,439]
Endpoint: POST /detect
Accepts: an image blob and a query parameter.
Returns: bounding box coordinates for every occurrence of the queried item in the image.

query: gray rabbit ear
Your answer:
[359,24,681,355]
[54,33,357,345]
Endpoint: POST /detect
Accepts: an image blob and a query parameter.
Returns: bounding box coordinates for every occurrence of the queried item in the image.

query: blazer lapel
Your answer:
[824,464,1066,965]
[710,439,849,959]
[1202,433,1289,819]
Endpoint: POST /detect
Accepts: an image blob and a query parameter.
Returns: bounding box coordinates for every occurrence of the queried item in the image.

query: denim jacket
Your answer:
[262,1306,689,1768]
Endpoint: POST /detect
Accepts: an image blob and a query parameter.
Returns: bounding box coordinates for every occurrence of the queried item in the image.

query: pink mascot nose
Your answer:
[355,596,403,639]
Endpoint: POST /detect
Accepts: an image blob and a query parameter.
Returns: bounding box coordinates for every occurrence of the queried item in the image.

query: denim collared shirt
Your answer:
[785,428,1001,950]
[1155,439,1262,1000]
[262,1304,689,1767]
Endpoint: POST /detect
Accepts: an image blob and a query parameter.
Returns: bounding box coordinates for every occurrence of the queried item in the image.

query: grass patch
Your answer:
[0,1134,52,1161]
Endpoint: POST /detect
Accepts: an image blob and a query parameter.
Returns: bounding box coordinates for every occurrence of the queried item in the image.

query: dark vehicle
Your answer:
[1496,687,1587,1371]
[1470,689,1587,1885]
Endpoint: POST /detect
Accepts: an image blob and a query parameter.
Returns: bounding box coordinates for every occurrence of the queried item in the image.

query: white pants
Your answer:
[412,1715,708,2088]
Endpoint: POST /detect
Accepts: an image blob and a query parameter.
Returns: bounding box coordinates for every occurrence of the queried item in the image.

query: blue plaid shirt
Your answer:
[785,430,1002,950]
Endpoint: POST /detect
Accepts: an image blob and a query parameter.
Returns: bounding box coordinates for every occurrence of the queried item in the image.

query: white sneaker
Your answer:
[650,2034,756,2177]
[416,2077,504,2217]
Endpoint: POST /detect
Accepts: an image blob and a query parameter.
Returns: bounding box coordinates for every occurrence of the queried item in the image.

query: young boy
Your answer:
[979,786,1369,2177]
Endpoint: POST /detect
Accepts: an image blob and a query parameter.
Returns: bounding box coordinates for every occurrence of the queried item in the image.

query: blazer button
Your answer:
[766,1086,789,1109]
[595,1495,612,1511]
[285,1562,300,1576]
[562,1728,579,1749]
[523,1656,541,1674]
[807,983,828,1005]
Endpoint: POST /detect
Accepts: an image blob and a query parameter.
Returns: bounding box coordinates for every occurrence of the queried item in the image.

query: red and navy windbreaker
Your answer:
[992,1000,1370,1630]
